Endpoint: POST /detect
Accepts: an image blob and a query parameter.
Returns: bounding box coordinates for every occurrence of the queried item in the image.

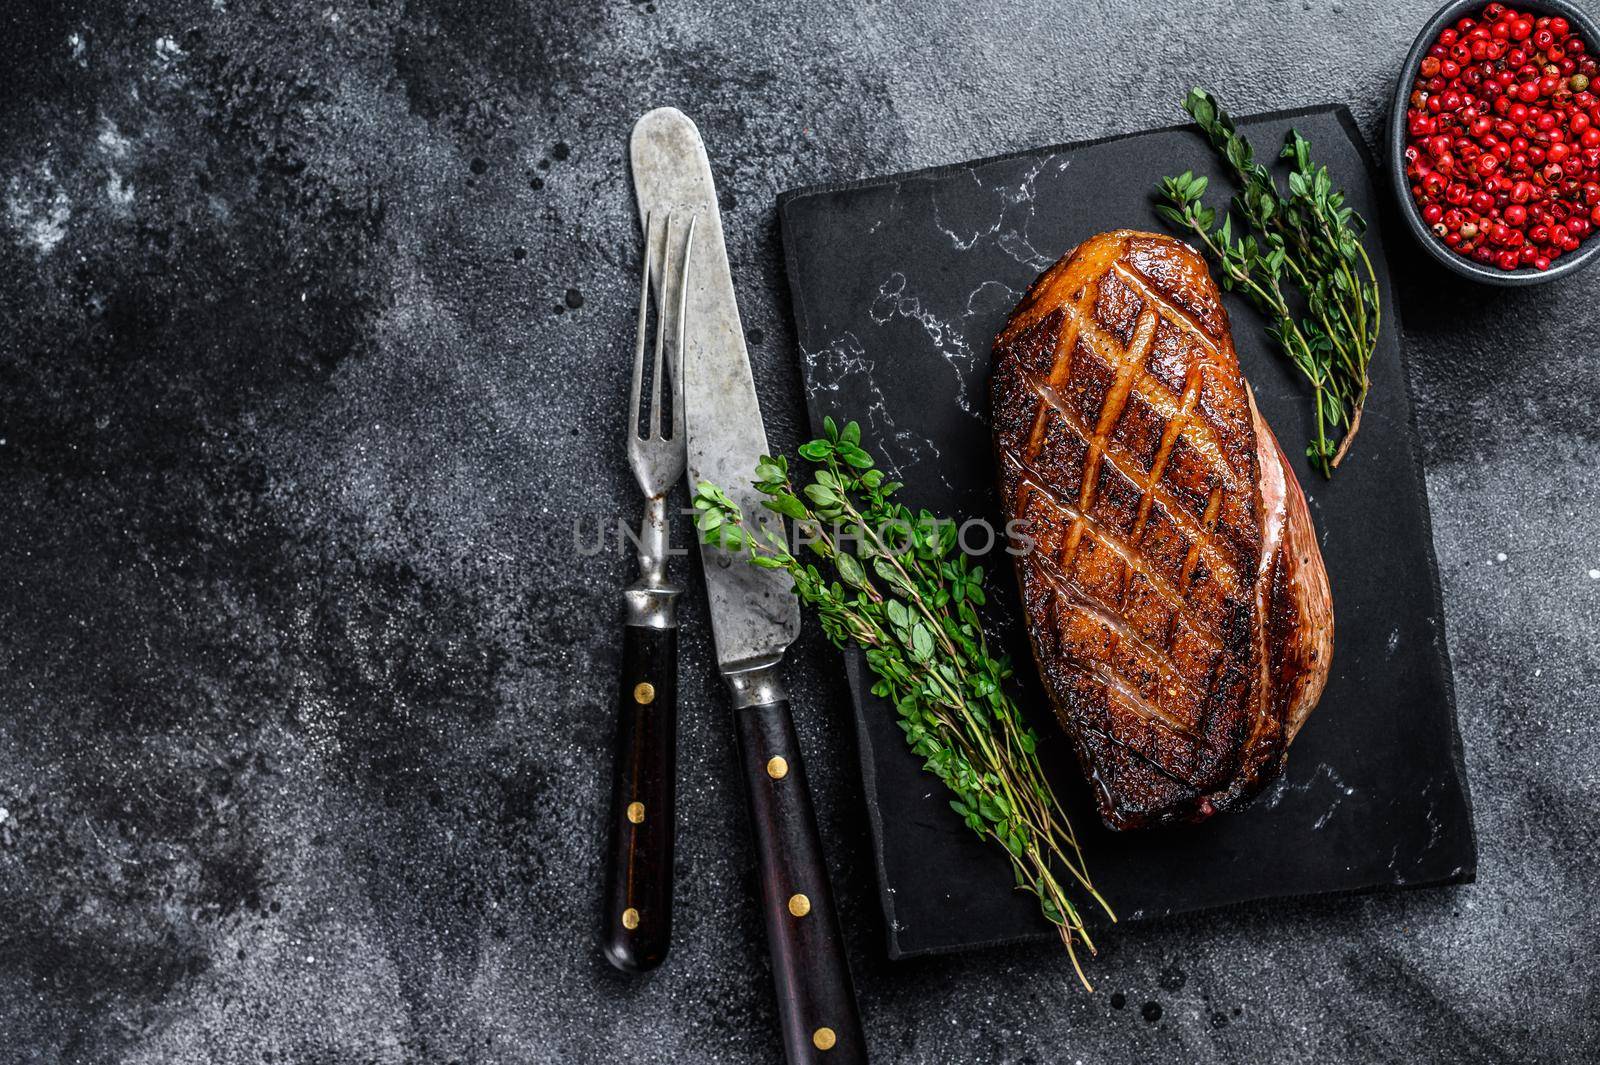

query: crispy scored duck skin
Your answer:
[990,230,1333,830]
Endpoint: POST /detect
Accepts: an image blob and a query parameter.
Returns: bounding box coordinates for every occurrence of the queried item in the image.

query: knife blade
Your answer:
[630,108,800,679]
[630,107,867,1065]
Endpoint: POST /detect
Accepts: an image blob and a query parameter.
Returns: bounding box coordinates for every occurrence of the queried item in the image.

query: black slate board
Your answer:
[776,106,1477,959]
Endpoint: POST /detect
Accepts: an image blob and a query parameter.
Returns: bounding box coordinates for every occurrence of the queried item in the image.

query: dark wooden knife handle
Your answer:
[602,623,677,973]
[734,699,867,1063]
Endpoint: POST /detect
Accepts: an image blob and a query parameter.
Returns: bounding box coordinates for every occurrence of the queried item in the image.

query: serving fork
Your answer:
[601,209,696,973]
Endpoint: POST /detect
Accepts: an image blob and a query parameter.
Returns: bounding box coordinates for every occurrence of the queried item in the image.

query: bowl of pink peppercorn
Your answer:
[1391,0,1600,284]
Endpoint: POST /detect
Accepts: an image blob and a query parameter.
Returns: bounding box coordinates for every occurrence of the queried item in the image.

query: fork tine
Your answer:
[649,210,672,440]
[631,209,654,441]
[670,214,696,443]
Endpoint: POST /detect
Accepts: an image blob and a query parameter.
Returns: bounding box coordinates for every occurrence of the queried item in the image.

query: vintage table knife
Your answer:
[631,107,868,1064]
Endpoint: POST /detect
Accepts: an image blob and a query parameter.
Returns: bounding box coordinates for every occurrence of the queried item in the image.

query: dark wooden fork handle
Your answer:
[734,698,867,1063]
[602,623,677,972]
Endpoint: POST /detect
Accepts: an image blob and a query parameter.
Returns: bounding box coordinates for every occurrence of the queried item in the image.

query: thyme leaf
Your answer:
[693,422,1115,988]
[1159,88,1382,475]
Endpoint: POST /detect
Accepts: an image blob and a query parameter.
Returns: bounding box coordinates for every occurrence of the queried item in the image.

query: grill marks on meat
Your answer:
[991,230,1333,830]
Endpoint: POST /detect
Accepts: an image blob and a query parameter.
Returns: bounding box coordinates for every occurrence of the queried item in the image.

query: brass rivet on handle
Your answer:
[812,1027,836,1051]
[626,802,645,824]
[766,756,789,780]
[787,893,811,917]
[633,682,655,704]
[621,907,640,930]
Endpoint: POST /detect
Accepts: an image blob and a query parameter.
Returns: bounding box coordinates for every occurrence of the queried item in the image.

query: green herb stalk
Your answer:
[693,417,1114,988]
[1157,88,1382,476]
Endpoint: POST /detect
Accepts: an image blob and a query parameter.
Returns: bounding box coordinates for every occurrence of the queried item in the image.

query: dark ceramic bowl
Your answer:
[1389,0,1600,285]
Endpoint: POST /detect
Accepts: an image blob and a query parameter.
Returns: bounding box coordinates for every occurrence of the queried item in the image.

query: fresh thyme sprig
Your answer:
[693,417,1114,988]
[1157,88,1382,476]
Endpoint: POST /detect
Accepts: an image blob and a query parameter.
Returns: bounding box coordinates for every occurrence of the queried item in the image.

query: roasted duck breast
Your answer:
[991,230,1333,831]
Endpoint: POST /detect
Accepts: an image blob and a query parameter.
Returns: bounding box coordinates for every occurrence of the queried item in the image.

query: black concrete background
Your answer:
[0,2,1595,1063]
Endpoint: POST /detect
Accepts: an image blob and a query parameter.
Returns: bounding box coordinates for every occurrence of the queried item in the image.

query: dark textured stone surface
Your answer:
[0,1,1594,1062]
